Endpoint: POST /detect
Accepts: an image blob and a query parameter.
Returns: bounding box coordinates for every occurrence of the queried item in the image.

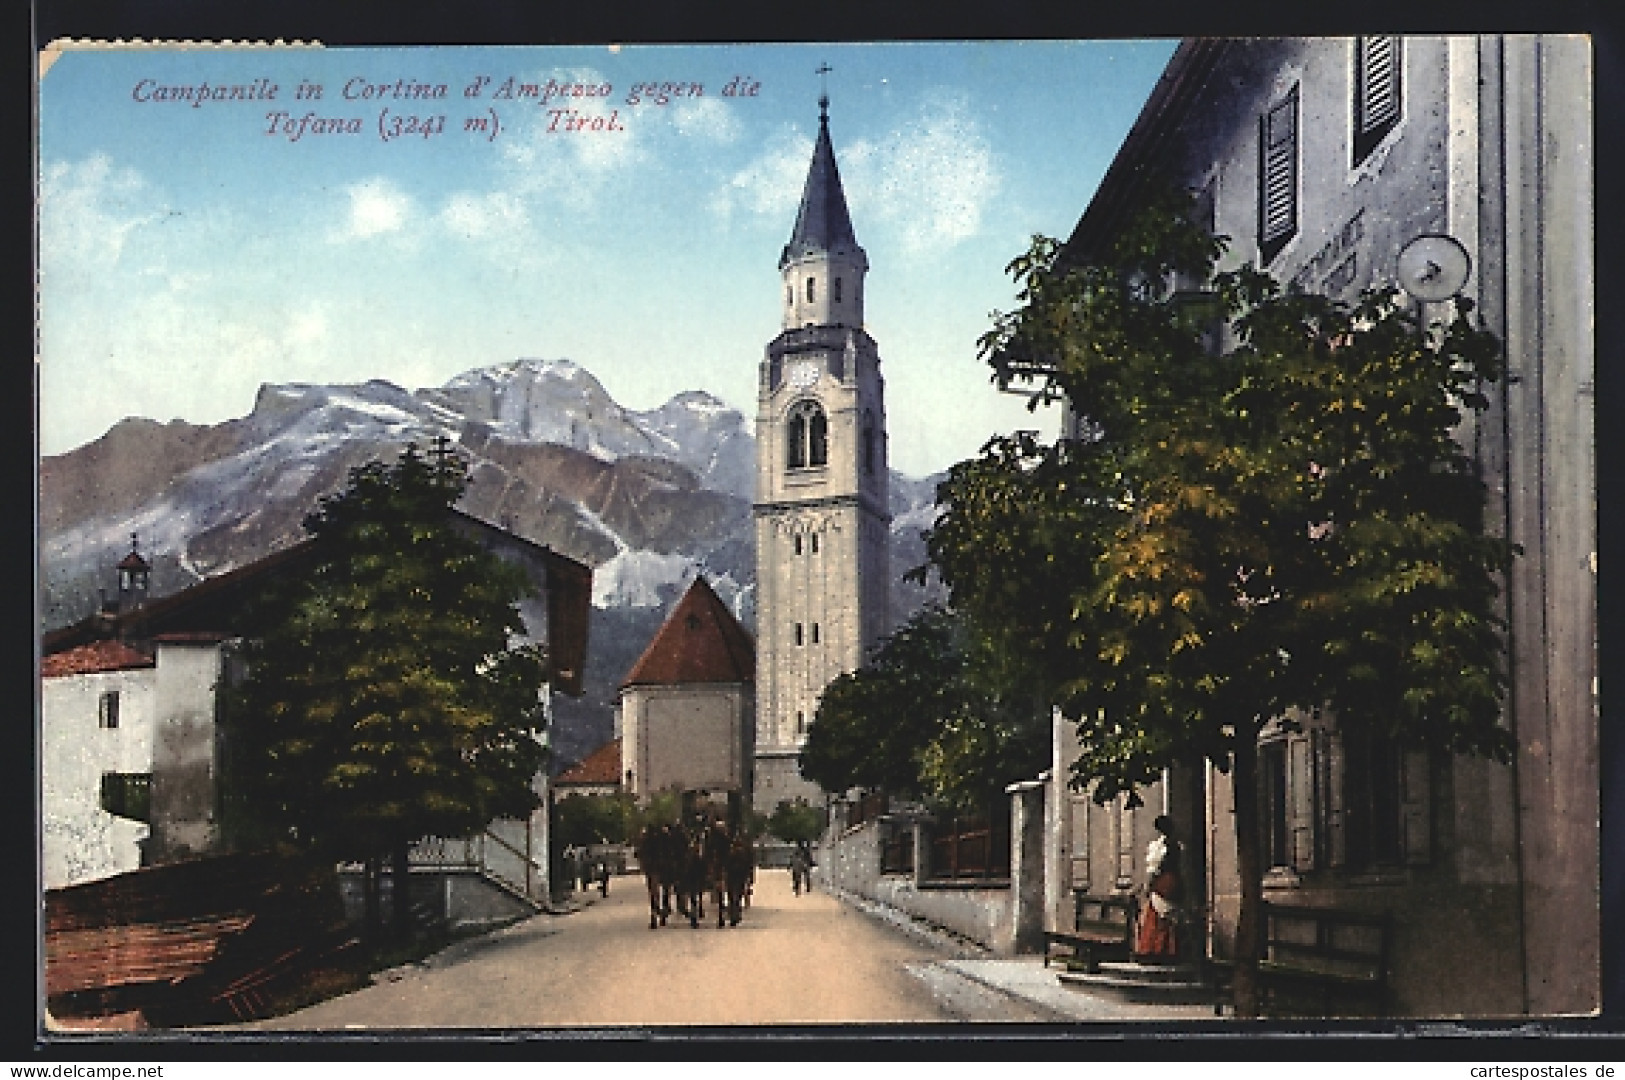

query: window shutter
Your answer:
[1324,731,1348,868]
[1359,37,1400,132]
[1354,37,1403,164]
[1259,86,1299,261]
[1287,732,1318,870]
[1400,748,1433,865]
[1069,794,1091,889]
[1115,795,1136,887]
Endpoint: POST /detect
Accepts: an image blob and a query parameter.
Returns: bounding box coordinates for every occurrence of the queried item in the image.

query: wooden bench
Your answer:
[1213,901,1391,1016]
[1044,892,1136,971]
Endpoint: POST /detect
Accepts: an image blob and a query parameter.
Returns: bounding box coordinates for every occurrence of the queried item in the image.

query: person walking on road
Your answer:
[790,839,814,895]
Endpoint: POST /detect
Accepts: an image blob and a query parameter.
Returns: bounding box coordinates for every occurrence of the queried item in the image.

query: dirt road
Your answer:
[246,868,1047,1030]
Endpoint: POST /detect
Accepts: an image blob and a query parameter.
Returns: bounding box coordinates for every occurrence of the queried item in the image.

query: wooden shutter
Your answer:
[1356,37,1402,140]
[1287,732,1318,871]
[1324,731,1348,868]
[1400,748,1433,865]
[1259,86,1299,260]
[1116,794,1137,887]
[1069,794,1091,889]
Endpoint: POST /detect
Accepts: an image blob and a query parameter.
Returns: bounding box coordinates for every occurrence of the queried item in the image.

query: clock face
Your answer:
[787,361,820,390]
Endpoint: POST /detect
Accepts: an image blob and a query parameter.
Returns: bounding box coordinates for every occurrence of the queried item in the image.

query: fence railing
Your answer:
[845,791,889,830]
[925,810,1011,881]
[880,826,915,876]
[408,820,543,902]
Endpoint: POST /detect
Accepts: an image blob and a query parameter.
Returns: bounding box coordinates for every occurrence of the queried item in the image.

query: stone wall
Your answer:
[821,789,1049,956]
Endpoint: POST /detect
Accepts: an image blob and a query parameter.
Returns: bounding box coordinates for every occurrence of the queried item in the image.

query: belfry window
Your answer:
[786,400,828,469]
[833,277,842,304]
[794,535,803,556]
[795,623,804,646]
[862,410,877,475]
[806,276,817,304]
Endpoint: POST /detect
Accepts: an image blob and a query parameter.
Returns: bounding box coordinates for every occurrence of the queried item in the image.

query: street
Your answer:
[243,867,1056,1029]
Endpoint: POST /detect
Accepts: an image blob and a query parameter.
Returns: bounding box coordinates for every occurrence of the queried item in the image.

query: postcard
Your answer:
[35,35,1601,1040]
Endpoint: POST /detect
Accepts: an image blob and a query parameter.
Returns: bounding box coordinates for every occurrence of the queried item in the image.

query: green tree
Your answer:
[926,189,1515,1015]
[554,792,634,848]
[227,445,551,939]
[765,799,825,844]
[798,606,1048,813]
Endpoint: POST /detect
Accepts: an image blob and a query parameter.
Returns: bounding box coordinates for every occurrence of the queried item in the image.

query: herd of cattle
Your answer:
[634,819,756,930]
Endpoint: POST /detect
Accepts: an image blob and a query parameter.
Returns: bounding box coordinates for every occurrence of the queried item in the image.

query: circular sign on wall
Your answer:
[1396,234,1472,302]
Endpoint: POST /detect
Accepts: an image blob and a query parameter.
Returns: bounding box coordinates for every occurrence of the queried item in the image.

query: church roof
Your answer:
[621,576,755,688]
[556,738,623,787]
[780,98,862,269]
[42,639,154,678]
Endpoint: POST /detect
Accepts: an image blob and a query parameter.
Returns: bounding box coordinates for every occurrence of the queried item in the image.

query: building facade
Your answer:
[40,509,593,907]
[619,575,756,801]
[752,94,892,816]
[1047,36,1596,1016]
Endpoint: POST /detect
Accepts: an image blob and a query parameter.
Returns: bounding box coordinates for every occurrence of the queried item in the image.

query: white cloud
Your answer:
[670,96,742,143]
[439,190,530,241]
[842,95,1001,257]
[710,127,813,221]
[333,177,411,241]
[38,156,161,284]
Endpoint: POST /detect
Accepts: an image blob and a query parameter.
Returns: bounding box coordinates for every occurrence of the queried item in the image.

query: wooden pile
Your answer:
[45,851,358,1026]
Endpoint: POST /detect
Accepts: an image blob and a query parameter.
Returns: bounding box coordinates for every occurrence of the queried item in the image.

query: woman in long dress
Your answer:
[1135,815,1182,959]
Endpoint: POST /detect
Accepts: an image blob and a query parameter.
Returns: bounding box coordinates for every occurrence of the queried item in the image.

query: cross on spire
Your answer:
[816,62,832,119]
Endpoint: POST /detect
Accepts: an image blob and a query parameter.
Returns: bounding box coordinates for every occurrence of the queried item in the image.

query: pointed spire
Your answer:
[780,88,861,269]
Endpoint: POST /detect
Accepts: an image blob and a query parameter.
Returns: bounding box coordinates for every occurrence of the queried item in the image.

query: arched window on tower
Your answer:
[787,400,827,470]
[833,277,843,304]
[809,409,828,466]
[862,410,876,475]
[788,410,808,468]
[806,276,817,304]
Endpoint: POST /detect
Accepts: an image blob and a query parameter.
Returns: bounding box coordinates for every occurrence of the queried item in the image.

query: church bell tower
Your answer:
[752,90,891,815]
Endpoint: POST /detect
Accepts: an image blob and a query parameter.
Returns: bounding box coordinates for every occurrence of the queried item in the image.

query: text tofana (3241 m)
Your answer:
[128,73,764,143]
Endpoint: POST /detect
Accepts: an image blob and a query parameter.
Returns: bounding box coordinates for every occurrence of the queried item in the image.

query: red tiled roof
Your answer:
[621,576,754,688]
[557,738,623,786]
[41,640,154,679]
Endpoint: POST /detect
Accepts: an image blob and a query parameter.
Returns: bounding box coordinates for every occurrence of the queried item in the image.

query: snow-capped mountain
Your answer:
[39,357,945,767]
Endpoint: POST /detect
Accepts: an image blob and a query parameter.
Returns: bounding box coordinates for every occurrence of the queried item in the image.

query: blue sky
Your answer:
[37,40,1177,475]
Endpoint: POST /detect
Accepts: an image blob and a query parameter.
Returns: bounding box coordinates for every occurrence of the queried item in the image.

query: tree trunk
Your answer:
[1231,732,1265,1018]
[362,856,381,945]
[391,842,412,940]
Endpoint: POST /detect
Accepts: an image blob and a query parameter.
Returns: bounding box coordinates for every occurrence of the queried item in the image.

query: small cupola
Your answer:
[115,533,151,612]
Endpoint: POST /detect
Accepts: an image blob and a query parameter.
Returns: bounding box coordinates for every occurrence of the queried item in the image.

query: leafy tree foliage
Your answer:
[227,446,551,916]
[554,792,635,848]
[798,606,1049,813]
[925,188,1515,1014]
[765,799,825,844]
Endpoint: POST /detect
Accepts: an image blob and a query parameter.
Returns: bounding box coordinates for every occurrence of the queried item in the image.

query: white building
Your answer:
[619,576,755,801]
[41,639,156,888]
